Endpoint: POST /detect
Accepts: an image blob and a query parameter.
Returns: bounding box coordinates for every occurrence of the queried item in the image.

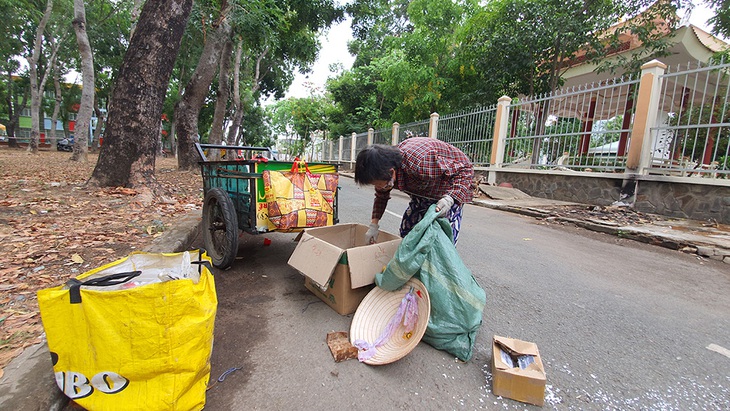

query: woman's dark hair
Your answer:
[354,144,403,185]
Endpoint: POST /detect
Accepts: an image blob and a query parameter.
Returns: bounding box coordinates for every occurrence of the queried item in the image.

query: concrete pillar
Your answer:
[351,132,358,168]
[338,135,343,162]
[429,112,439,139]
[626,60,667,173]
[391,122,399,146]
[329,140,334,161]
[488,96,512,184]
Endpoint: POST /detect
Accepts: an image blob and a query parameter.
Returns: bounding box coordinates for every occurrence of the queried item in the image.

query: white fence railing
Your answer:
[320,57,729,182]
[648,58,730,178]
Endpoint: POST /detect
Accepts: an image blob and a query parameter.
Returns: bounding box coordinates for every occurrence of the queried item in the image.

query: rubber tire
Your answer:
[202,187,239,269]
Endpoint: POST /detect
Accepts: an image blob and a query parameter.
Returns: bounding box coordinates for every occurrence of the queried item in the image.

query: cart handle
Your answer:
[195,143,277,162]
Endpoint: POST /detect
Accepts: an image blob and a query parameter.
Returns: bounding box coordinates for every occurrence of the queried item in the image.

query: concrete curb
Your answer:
[0,210,202,410]
[342,171,728,259]
[472,200,729,263]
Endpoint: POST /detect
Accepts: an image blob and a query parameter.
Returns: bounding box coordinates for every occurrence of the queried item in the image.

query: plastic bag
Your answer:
[262,158,338,231]
[375,205,487,361]
[37,250,217,411]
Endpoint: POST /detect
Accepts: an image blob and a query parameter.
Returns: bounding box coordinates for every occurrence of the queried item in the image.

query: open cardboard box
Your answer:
[491,335,546,406]
[288,224,401,315]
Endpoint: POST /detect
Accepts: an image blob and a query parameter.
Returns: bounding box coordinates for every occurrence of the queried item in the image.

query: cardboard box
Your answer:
[288,224,401,315]
[491,335,546,406]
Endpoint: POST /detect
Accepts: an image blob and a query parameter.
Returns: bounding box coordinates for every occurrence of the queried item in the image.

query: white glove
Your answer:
[365,223,379,244]
[435,195,454,218]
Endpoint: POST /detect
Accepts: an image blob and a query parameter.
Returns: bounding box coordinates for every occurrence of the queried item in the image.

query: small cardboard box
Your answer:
[288,224,401,315]
[491,335,546,406]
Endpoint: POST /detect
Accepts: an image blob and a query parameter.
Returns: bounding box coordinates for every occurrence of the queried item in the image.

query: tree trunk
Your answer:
[226,40,243,146]
[70,0,95,163]
[168,63,187,158]
[27,0,54,154]
[129,0,145,40]
[208,38,233,149]
[158,122,164,156]
[227,45,268,146]
[175,10,233,170]
[50,62,62,147]
[90,0,192,189]
[91,99,105,152]
[5,69,28,148]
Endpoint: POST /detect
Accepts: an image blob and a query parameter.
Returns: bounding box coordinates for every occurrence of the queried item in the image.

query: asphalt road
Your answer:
[199,177,730,410]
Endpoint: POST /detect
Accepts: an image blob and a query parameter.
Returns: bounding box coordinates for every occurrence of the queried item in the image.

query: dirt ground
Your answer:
[0,147,203,377]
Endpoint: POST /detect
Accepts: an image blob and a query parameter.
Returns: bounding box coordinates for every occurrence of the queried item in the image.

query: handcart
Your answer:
[196,143,339,269]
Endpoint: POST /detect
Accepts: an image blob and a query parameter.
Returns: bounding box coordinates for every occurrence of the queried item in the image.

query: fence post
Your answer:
[488,96,512,184]
[391,122,399,145]
[338,135,343,163]
[367,128,374,145]
[626,59,667,173]
[429,112,439,139]
[351,132,358,169]
[328,140,334,161]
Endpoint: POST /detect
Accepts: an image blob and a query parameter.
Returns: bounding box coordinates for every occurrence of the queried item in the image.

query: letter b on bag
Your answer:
[55,370,129,399]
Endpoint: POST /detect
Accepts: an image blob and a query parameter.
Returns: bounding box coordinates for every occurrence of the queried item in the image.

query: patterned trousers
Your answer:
[399,195,464,244]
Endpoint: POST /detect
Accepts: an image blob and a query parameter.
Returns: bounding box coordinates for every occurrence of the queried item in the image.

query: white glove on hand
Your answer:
[365,223,379,244]
[435,195,454,218]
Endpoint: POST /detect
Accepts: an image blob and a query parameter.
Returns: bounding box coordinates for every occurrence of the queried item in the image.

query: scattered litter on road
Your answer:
[217,366,242,382]
[207,366,243,391]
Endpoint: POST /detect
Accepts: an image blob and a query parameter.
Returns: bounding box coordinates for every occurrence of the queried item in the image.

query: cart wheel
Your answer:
[203,188,239,269]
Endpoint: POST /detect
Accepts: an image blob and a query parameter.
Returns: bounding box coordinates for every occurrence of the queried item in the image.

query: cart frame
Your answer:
[196,143,339,268]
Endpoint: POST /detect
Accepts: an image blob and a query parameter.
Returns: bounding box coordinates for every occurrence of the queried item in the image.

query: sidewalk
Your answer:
[472,184,729,264]
[1,180,728,410]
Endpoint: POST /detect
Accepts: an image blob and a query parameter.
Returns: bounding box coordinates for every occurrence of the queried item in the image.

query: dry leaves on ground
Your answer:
[538,204,665,226]
[0,147,203,373]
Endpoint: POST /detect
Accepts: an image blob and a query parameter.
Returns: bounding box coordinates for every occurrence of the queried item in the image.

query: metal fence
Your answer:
[341,134,353,162]
[397,120,430,144]
[505,75,640,172]
[319,57,729,181]
[649,57,730,178]
[438,106,497,167]
[372,128,392,145]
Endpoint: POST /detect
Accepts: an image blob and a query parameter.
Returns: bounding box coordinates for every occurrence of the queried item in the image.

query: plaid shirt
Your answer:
[372,137,474,220]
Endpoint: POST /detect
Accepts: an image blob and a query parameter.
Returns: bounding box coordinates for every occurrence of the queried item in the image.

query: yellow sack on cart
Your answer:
[36,250,217,411]
[262,158,338,231]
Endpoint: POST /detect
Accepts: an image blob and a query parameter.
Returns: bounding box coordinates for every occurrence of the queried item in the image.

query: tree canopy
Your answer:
[318,0,700,140]
[3,0,728,190]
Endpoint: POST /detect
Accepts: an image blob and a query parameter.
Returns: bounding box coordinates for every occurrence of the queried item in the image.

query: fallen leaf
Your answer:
[71,254,84,264]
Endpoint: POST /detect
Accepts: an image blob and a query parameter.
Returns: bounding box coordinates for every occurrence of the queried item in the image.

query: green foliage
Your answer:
[240,102,274,147]
[706,0,730,39]
[327,0,476,132]
[329,0,694,134]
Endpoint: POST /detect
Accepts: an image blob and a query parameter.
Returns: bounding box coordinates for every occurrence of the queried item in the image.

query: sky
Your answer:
[279,16,356,100]
[283,2,722,100]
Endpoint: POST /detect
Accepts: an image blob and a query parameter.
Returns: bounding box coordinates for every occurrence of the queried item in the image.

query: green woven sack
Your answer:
[375,205,487,361]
